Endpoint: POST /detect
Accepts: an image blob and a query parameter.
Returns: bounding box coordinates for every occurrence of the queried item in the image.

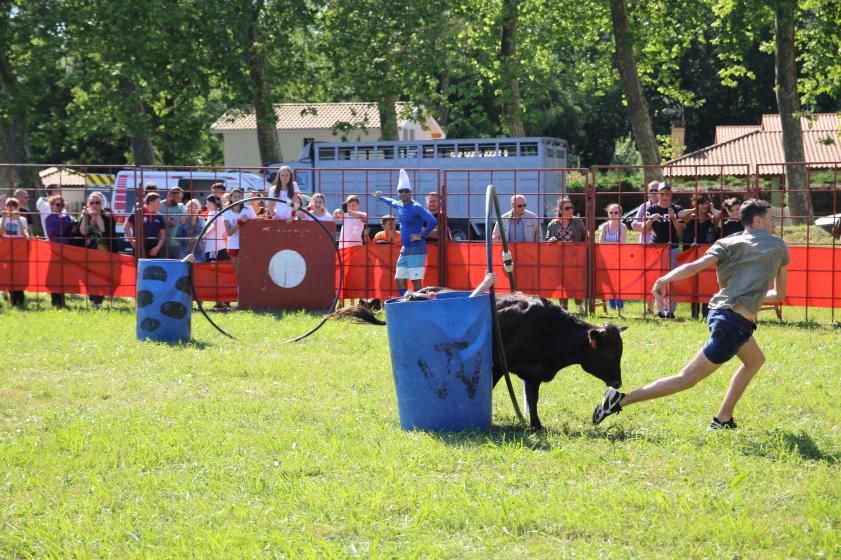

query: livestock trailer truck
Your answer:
[272,137,569,240]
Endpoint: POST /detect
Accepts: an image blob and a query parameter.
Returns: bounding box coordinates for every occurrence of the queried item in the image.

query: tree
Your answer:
[609,0,662,184]
[774,0,809,224]
[499,0,524,136]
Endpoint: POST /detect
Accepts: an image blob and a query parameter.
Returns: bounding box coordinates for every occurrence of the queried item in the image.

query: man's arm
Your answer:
[652,253,719,297]
[764,265,788,304]
[417,205,437,238]
[371,192,400,209]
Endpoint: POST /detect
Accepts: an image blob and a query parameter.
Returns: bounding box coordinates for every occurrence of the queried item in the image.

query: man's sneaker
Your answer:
[592,387,626,425]
[708,416,737,430]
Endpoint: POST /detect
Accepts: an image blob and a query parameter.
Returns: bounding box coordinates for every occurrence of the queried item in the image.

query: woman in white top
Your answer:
[302,193,334,222]
[203,195,227,262]
[333,194,367,249]
[598,202,628,312]
[268,166,302,222]
[223,188,257,276]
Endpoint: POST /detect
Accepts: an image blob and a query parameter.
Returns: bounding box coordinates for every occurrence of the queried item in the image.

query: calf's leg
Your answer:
[525,380,543,430]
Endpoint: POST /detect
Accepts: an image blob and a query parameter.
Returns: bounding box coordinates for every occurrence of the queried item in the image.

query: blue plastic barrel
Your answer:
[136,259,192,342]
[385,291,493,431]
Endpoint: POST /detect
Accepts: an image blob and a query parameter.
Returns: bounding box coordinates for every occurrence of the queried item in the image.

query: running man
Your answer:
[372,169,437,296]
[592,199,789,430]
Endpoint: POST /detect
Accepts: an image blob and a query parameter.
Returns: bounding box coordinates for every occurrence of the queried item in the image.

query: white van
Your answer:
[104,169,269,215]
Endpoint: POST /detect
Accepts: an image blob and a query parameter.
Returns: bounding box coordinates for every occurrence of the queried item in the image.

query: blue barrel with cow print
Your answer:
[385,291,492,431]
[135,259,192,342]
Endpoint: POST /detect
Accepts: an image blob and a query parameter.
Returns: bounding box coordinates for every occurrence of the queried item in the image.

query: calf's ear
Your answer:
[588,328,604,349]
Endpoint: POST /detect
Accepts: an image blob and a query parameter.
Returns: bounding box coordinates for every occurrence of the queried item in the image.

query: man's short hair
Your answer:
[345,194,360,204]
[46,183,61,195]
[381,215,395,223]
[739,198,771,227]
[13,189,28,199]
[426,191,440,198]
[144,182,158,191]
[211,182,226,190]
[144,192,161,205]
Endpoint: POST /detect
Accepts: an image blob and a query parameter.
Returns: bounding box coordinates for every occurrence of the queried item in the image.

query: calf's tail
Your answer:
[326,304,387,325]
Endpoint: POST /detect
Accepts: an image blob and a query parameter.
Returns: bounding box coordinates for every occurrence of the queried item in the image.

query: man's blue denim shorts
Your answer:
[702,308,757,364]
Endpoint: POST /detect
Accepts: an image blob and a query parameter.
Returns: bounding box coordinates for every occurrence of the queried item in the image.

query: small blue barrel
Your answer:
[136,259,192,342]
[385,291,493,431]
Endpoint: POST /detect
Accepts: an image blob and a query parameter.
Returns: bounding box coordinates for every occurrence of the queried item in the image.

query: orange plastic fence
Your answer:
[2,239,840,308]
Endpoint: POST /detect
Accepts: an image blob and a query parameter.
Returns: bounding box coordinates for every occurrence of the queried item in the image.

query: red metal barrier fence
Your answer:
[1,163,839,322]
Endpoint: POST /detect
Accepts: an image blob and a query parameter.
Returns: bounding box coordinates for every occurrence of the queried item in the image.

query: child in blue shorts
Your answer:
[592,199,790,430]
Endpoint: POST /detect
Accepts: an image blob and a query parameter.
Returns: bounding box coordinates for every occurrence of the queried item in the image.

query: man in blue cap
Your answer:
[373,169,438,295]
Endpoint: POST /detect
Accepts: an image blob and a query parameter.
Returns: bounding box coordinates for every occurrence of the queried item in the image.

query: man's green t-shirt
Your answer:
[161,202,185,248]
[705,229,790,315]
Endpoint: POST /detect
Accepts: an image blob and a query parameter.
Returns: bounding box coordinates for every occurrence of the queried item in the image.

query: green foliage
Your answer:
[0,306,838,556]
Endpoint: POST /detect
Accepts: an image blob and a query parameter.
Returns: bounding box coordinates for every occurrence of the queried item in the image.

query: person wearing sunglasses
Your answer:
[372,169,437,296]
[44,195,75,308]
[492,194,541,243]
[547,196,587,314]
[598,203,628,312]
[79,192,118,308]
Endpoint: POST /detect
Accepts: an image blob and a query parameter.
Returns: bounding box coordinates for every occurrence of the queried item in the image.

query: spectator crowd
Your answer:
[2,172,745,316]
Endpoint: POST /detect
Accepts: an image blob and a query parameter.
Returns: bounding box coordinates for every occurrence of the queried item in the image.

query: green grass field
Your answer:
[0,303,838,558]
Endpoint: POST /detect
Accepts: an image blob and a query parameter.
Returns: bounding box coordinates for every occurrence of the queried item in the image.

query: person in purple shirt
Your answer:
[44,195,75,308]
[372,169,437,296]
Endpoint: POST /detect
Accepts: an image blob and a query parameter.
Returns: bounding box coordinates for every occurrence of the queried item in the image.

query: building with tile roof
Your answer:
[666,113,841,177]
[210,102,446,168]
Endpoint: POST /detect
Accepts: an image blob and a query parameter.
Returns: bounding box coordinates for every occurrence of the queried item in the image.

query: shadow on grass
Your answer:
[740,430,840,465]
[427,421,660,450]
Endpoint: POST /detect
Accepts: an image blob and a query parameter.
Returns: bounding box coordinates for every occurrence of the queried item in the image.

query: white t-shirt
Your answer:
[36,197,51,234]
[223,205,257,250]
[205,209,228,254]
[270,183,301,221]
[339,216,366,248]
[303,210,334,223]
[2,216,28,238]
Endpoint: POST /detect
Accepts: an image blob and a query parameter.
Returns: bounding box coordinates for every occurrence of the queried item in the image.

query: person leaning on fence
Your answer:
[679,192,722,320]
[1,197,29,307]
[546,195,586,314]
[125,192,167,259]
[598,203,628,312]
[11,189,35,238]
[203,195,228,263]
[493,194,541,243]
[632,182,660,313]
[44,195,75,308]
[37,184,63,236]
[593,199,789,431]
[160,186,185,259]
[374,215,401,244]
[333,194,368,249]
[372,169,437,296]
[424,191,451,242]
[176,199,206,261]
[301,193,334,223]
[721,198,745,237]
[78,191,118,308]
[642,182,685,318]
[268,165,302,222]
[222,188,256,279]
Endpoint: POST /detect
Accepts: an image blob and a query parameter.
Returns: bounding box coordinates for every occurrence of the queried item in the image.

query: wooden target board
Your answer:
[238,220,336,311]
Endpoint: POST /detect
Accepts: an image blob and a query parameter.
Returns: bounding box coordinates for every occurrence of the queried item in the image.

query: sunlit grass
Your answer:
[0,305,838,558]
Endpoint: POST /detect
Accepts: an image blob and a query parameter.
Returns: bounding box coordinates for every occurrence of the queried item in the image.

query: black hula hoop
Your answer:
[485,184,527,425]
[188,195,344,343]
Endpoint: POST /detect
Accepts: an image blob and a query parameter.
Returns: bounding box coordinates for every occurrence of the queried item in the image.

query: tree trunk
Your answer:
[377,94,399,141]
[247,3,282,165]
[499,0,524,137]
[775,0,809,225]
[120,79,157,165]
[609,0,662,185]
[0,39,36,189]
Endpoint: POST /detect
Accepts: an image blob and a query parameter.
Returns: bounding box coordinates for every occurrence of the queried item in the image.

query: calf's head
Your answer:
[581,324,626,389]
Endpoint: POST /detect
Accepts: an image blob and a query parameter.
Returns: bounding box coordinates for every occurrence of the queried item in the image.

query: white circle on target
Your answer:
[268,250,307,288]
